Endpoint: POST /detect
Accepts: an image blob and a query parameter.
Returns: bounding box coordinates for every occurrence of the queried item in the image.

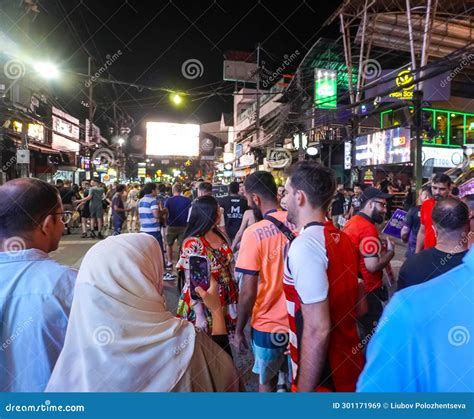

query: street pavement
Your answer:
[50,228,408,392]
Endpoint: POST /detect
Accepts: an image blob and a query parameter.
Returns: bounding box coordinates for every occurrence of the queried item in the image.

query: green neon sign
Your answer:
[314,69,337,109]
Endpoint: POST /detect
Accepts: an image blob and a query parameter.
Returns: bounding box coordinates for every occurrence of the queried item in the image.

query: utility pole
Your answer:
[88,56,94,136]
[255,43,261,143]
[412,90,423,194]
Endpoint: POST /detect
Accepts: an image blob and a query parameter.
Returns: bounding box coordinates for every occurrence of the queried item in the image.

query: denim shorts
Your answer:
[251,328,289,385]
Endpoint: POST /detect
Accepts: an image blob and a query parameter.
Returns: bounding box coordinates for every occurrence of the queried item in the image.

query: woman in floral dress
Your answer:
[176,195,238,335]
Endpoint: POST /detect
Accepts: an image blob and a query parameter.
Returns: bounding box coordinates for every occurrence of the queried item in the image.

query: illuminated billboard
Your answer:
[354,127,411,166]
[314,69,337,109]
[146,122,200,157]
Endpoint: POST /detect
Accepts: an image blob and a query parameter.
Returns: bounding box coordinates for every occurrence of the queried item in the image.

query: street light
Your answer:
[170,93,184,106]
[33,62,59,79]
[117,138,125,146]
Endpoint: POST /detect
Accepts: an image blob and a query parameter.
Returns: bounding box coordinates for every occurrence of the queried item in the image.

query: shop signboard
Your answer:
[421,146,464,168]
[266,148,292,169]
[354,127,411,166]
[365,66,451,102]
[212,184,229,199]
[382,209,407,239]
[52,107,80,140]
[344,141,352,170]
[314,69,337,109]
[28,123,44,142]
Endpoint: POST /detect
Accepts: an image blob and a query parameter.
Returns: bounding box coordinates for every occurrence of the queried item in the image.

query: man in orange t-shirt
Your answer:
[235,171,295,392]
[416,174,451,253]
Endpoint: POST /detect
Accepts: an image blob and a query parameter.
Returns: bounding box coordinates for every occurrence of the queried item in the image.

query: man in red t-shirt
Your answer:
[416,174,452,253]
[283,162,364,392]
[343,186,395,344]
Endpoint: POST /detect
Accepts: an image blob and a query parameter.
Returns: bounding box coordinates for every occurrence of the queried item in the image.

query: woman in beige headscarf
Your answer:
[46,233,240,392]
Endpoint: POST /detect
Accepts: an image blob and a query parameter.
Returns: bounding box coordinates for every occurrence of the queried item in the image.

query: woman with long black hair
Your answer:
[176,195,238,336]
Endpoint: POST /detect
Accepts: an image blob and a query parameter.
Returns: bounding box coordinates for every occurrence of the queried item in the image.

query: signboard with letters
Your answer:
[382,209,407,239]
[314,69,337,109]
[354,127,411,166]
[421,146,464,168]
[365,66,451,102]
[52,106,80,140]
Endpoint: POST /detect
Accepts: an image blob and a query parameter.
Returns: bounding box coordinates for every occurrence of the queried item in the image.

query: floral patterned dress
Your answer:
[176,236,238,335]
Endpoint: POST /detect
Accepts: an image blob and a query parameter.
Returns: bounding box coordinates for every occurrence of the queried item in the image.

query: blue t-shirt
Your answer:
[164,195,191,227]
[357,247,474,392]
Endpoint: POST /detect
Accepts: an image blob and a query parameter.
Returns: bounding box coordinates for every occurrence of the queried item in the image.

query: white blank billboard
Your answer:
[146,122,200,157]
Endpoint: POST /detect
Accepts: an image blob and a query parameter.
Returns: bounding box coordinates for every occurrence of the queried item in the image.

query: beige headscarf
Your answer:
[46,233,196,392]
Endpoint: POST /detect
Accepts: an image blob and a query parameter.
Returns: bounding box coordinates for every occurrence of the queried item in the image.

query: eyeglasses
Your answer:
[52,211,73,224]
[373,200,387,208]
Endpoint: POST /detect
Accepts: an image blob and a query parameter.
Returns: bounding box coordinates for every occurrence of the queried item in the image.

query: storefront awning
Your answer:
[28,143,60,155]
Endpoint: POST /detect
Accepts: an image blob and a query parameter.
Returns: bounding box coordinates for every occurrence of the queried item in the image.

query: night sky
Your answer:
[4,0,341,134]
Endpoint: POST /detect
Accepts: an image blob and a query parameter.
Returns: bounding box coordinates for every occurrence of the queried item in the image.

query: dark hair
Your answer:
[451,186,460,197]
[116,184,126,193]
[353,183,363,189]
[56,179,64,186]
[432,198,469,231]
[229,181,240,195]
[287,161,336,210]
[158,183,165,194]
[0,178,60,238]
[244,171,277,202]
[183,196,227,242]
[432,173,452,186]
[198,182,213,194]
[173,183,183,194]
[143,182,157,195]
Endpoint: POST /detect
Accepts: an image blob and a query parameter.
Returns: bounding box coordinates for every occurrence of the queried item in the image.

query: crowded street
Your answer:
[0,0,473,418]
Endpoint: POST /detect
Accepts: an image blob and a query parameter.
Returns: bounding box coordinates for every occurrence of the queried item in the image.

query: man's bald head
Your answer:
[432,197,469,232]
[0,178,60,239]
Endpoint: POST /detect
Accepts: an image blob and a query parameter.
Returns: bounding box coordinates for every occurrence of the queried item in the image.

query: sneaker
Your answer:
[90,231,96,238]
[165,262,173,271]
[81,232,88,239]
[163,272,176,281]
[97,232,104,240]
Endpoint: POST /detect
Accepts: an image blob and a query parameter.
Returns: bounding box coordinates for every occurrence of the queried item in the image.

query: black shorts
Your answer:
[81,206,91,219]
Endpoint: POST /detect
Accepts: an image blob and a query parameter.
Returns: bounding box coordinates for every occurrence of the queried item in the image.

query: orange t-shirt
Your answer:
[235,210,292,333]
[420,197,437,250]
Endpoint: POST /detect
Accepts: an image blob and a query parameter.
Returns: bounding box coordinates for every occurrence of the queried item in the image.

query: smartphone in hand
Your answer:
[189,255,210,301]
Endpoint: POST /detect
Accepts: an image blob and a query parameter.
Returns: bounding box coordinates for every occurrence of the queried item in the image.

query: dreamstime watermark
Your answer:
[352,316,389,355]
[92,326,115,346]
[5,400,85,413]
[269,326,290,348]
[173,330,196,355]
[359,236,381,258]
[361,59,382,81]
[92,147,116,167]
[439,231,473,267]
[448,326,470,347]
[0,317,34,352]
[2,155,17,172]
[260,50,300,88]
[440,53,474,88]
[3,58,26,80]
[85,50,123,87]
[2,236,27,257]
[181,58,204,80]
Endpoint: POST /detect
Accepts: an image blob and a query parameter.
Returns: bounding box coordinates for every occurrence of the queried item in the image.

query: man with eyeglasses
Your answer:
[343,187,395,344]
[0,178,77,391]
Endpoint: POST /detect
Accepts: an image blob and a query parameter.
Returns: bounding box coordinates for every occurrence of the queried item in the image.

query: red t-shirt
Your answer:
[420,197,437,250]
[343,214,383,293]
[283,221,364,392]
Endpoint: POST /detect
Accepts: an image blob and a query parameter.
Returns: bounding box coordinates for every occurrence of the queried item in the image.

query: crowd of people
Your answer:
[0,164,472,393]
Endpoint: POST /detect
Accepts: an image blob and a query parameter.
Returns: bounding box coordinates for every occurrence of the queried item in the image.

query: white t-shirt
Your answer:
[284,224,329,304]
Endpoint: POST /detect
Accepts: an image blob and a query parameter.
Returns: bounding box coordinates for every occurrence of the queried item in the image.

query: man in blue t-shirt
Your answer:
[111,185,128,235]
[357,246,474,392]
[164,183,191,269]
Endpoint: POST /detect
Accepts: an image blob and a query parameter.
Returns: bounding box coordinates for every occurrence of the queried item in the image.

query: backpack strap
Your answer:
[265,215,296,243]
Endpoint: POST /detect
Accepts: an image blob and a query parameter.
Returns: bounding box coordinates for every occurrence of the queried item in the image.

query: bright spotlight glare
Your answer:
[34,62,59,79]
